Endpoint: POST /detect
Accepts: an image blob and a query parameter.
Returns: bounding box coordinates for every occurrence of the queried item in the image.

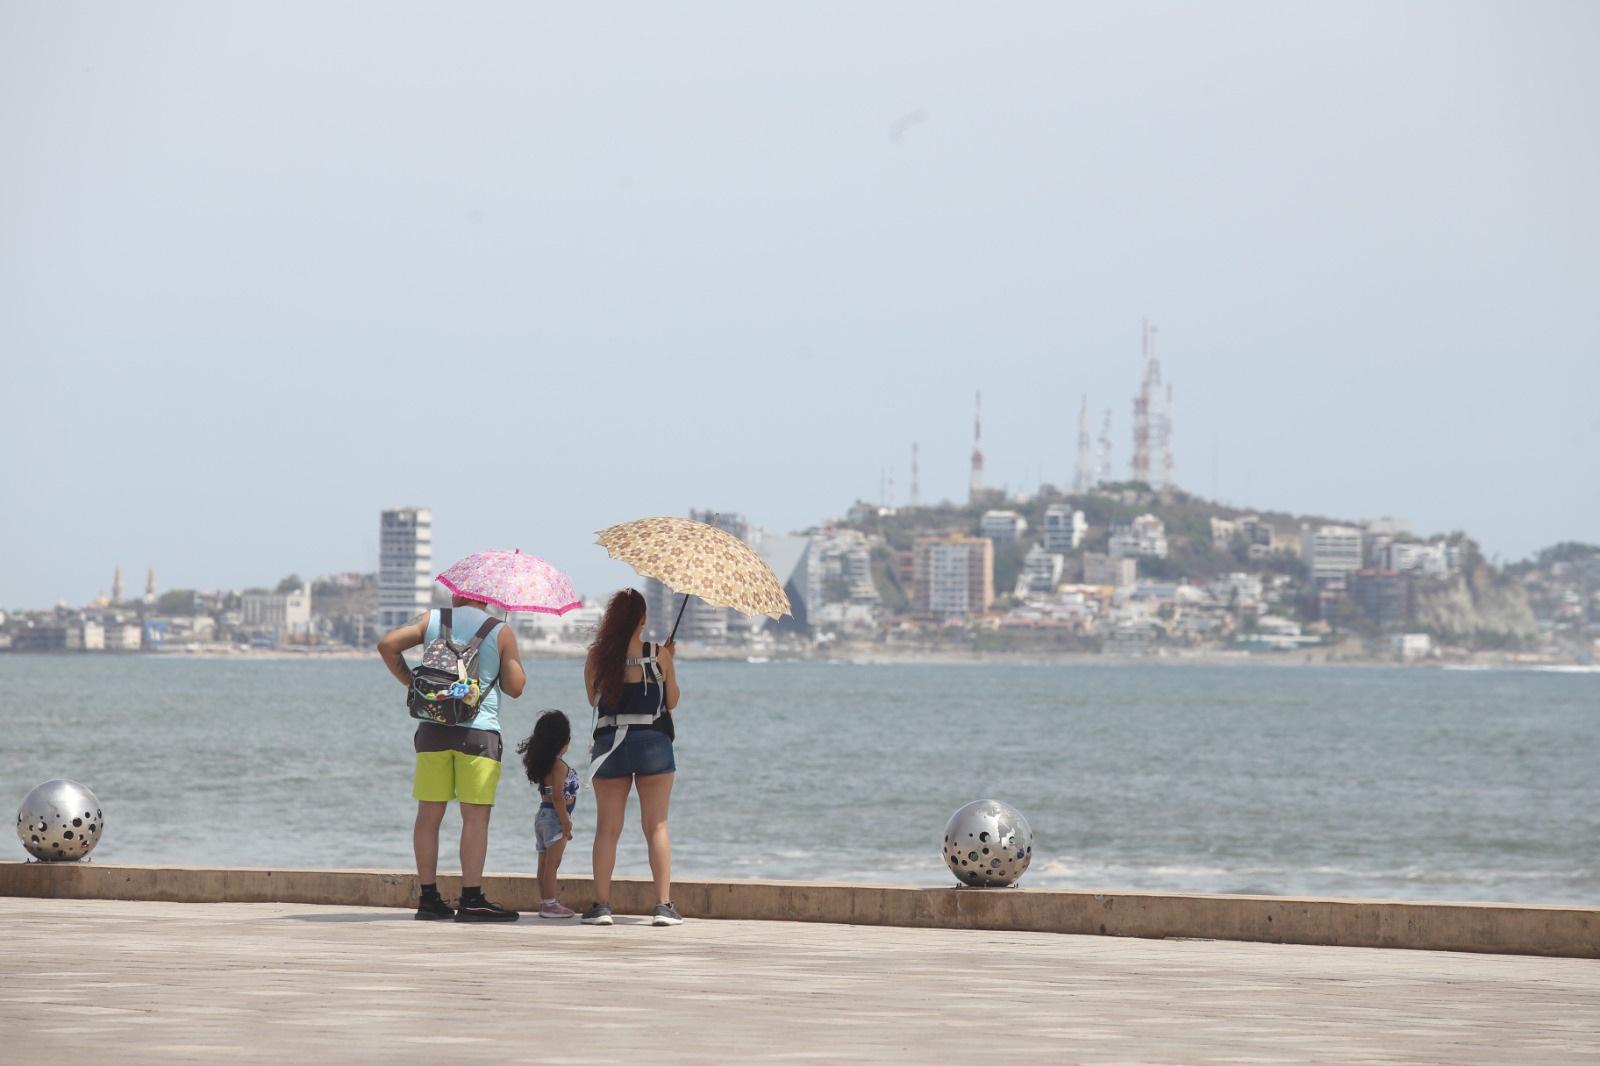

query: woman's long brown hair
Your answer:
[588,588,646,710]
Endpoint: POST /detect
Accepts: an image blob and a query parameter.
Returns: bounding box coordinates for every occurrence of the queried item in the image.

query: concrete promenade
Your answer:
[4,897,1598,1064]
[5,862,1598,957]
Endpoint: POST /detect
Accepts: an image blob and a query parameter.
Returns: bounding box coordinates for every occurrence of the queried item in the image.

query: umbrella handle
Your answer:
[667,594,691,643]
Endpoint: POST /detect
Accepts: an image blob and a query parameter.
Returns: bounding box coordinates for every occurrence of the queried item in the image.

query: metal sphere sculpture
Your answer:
[17,779,103,862]
[943,799,1032,887]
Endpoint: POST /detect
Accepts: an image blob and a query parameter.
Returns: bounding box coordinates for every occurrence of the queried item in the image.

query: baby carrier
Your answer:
[588,641,671,780]
[407,608,500,726]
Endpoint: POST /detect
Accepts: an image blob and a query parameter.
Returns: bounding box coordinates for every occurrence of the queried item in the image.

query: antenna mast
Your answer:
[1132,319,1154,485]
[1096,408,1113,486]
[1074,393,1092,494]
[1158,382,1175,492]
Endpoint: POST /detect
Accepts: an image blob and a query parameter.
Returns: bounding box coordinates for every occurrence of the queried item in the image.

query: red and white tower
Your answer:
[1131,319,1157,486]
[1157,382,1175,492]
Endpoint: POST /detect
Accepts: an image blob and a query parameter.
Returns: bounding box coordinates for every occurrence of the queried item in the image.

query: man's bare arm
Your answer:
[497,624,526,698]
[377,613,429,687]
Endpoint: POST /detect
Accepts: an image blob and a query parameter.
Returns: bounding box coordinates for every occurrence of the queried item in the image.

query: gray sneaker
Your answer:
[580,902,613,926]
[652,901,683,926]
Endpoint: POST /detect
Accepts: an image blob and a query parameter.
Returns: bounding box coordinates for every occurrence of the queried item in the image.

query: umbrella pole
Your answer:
[667,594,691,643]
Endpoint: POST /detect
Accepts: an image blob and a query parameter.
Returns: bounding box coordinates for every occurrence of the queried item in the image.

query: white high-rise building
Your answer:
[1302,525,1363,593]
[1083,552,1137,588]
[379,507,433,630]
[913,535,994,620]
[1380,540,1454,579]
[243,585,313,641]
[1020,544,1066,595]
[1043,505,1087,553]
[980,510,1028,543]
[1109,514,1169,559]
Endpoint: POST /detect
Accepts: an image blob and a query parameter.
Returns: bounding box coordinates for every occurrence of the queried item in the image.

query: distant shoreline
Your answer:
[0,648,371,662]
[1,647,1592,671]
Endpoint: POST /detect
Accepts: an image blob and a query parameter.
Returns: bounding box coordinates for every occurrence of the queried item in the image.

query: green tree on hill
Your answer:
[155,589,199,616]
[992,541,1027,599]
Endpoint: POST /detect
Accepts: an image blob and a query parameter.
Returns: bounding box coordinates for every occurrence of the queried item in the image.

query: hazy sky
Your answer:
[3,2,1596,608]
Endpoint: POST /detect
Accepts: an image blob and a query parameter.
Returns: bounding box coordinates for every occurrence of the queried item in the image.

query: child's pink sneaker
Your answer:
[539,900,576,919]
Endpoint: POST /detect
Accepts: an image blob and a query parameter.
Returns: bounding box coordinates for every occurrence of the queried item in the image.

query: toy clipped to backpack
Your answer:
[407,608,500,726]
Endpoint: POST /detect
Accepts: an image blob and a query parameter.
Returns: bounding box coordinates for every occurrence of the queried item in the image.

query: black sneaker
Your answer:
[453,896,520,922]
[414,895,455,921]
[652,902,683,926]
[580,902,613,926]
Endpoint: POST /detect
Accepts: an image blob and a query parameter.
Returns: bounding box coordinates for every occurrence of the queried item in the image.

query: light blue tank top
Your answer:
[423,606,504,734]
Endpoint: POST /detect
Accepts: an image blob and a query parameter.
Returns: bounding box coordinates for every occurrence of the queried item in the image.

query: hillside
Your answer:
[836,484,1559,652]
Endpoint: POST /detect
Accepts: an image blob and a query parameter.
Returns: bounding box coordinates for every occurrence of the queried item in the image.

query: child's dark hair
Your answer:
[517,709,571,786]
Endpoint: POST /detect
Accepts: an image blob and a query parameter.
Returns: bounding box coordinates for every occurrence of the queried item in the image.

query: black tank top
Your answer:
[595,679,673,739]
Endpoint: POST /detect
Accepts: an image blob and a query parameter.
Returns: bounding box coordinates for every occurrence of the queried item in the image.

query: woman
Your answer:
[581,588,682,927]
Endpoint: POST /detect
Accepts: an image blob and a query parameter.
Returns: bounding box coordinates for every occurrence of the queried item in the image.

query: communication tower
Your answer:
[1158,382,1175,491]
[1131,319,1157,485]
[1096,408,1113,486]
[1073,394,1093,494]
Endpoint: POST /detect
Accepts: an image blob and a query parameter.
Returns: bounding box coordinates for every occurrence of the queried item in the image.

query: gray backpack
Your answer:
[406,608,501,726]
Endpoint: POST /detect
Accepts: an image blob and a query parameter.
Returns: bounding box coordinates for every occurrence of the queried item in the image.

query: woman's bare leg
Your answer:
[635,772,674,905]
[591,776,631,904]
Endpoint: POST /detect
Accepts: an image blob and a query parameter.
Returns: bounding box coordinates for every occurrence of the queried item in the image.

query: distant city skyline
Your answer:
[18,464,1580,615]
[3,2,1596,609]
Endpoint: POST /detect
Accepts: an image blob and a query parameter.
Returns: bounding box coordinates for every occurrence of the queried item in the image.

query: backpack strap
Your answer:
[624,643,663,687]
[465,616,503,704]
[607,641,664,722]
[438,607,453,644]
[466,616,499,652]
[645,641,663,689]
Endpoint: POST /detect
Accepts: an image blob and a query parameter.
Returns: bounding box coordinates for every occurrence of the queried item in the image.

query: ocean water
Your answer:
[2,656,1595,904]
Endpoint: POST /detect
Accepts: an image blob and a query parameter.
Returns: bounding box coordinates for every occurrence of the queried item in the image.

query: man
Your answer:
[378,595,526,921]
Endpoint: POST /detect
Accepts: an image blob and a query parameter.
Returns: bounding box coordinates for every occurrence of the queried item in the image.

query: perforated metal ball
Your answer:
[942,799,1031,887]
[16,779,103,862]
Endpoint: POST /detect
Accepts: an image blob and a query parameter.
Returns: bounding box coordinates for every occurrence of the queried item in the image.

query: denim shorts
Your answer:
[589,727,676,780]
[534,804,572,853]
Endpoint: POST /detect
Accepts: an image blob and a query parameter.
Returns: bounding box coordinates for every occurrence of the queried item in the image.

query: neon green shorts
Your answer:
[412,723,503,806]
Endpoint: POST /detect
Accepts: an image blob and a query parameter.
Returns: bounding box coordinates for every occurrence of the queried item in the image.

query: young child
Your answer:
[517,710,580,918]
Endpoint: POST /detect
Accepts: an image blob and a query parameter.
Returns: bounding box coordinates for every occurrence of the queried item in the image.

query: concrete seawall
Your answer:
[2,861,1595,958]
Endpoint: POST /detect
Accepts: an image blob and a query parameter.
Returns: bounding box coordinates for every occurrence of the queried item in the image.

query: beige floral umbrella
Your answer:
[595,516,792,639]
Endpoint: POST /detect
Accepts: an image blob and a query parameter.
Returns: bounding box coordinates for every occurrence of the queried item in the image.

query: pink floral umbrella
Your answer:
[436,549,581,616]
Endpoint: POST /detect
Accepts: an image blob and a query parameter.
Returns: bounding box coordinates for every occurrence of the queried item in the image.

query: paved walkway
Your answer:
[2,898,1596,1064]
